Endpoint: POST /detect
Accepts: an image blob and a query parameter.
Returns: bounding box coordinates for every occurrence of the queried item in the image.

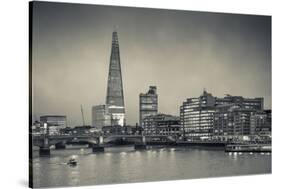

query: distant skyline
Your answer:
[32,2,271,126]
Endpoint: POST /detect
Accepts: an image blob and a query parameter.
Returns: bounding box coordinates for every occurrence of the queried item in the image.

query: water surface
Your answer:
[32,147,271,188]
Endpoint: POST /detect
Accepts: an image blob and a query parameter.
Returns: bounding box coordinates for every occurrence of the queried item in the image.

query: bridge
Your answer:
[32,134,177,156]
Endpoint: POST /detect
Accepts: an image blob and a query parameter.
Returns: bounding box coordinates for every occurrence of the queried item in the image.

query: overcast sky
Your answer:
[32,2,271,126]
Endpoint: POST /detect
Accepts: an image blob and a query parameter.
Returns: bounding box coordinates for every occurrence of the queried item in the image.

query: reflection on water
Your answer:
[32,147,271,188]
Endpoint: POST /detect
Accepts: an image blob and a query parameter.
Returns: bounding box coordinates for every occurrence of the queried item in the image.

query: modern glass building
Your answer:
[105,30,126,126]
[92,105,111,129]
[92,31,126,127]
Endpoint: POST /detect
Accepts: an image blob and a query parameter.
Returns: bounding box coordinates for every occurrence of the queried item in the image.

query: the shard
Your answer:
[106,30,125,126]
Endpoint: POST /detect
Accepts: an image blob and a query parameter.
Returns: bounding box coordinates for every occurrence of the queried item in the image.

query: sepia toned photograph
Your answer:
[29,1,271,188]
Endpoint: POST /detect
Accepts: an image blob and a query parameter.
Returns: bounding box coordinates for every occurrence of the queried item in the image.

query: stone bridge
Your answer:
[32,134,176,156]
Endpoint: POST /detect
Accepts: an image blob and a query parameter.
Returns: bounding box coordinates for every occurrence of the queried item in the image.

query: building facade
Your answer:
[139,86,158,127]
[106,30,126,126]
[143,113,180,136]
[213,104,256,141]
[92,105,111,129]
[40,115,67,127]
[215,95,264,110]
[250,110,271,136]
[180,90,265,140]
[40,115,67,135]
[102,125,133,135]
[92,31,126,127]
[180,90,216,140]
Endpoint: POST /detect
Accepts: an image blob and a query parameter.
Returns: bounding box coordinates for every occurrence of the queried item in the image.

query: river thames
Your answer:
[32,146,271,188]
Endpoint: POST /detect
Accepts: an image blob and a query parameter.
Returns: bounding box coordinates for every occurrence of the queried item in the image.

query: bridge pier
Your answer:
[134,143,147,150]
[92,135,105,152]
[99,136,104,145]
[55,142,66,149]
[92,145,104,152]
[134,135,147,150]
[39,147,50,156]
[39,135,51,156]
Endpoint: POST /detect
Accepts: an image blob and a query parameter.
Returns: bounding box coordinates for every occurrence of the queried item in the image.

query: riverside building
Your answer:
[139,86,158,127]
[180,90,265,141]
[40,115,67,135]
[250,110,271,136]
[143,113,180,136]
[180,90,215,140]
[213,104,256,141]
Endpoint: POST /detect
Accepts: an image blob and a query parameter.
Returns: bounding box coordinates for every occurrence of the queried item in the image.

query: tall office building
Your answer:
[107,30,126,126]
[139,86,158,127]
[92,30,126,127]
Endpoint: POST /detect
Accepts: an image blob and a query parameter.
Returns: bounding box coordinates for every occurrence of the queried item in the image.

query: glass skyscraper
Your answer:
[106,31,126,126]
[92,30,126,128]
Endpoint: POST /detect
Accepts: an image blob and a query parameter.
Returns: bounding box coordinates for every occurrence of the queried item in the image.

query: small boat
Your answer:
[67,158,77,166]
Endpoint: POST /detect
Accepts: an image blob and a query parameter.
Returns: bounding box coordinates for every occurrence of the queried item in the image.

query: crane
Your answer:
[80,104,85,126]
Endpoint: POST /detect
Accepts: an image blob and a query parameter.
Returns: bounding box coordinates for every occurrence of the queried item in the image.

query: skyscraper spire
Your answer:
[106,30,125,126]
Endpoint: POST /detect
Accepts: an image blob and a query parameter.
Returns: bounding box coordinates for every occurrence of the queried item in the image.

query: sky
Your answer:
[31,2,271,126]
